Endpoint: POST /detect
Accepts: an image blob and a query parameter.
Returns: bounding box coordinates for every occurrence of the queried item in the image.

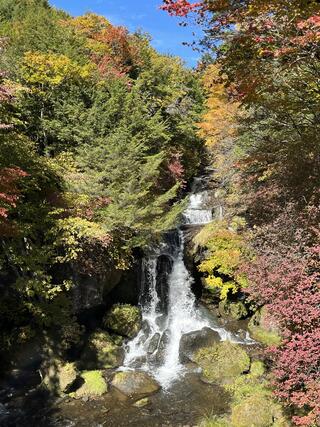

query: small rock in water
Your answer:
[133,397,150,408]
[147,333,160,354]
[111,371,160,398]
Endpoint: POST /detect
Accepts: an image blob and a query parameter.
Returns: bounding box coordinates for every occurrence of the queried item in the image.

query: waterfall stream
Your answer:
[123,177,252,389]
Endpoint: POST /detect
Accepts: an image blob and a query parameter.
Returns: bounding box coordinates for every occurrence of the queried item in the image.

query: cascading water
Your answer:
[183,191,213,225]
[123,175,252,389]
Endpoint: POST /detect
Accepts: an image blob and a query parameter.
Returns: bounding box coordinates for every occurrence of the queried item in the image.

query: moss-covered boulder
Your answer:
[248,307,281,346]
[227,361,289,427]
[194,341,250,384]
[73,370,108,399]
[231,393,280,427]
[218,300,248,320]
[111,371,160,398]
[80,330,124,370]
[43,360,78,394]
[103,304,142,338]
[199,360,289,427]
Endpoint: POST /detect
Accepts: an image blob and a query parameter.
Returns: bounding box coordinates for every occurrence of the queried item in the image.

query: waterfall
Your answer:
[183,191,213,225]
[123,176,252,389]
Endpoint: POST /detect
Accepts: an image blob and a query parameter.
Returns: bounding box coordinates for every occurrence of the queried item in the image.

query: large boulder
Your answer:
[80,330,124,370]
[73,370,108,399]
[194,341,250,385]
[43,360,78,394]
[179,327,221,363]
[231,393,282,427]
[218,300,248,320]
[111,371,160,398]
[103,304,142,339]
[248,306,281,346]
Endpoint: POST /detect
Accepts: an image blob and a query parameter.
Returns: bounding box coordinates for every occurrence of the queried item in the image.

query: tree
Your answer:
[76,86,183,247]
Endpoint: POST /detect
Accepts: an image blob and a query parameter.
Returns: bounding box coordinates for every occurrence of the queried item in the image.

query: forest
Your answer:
[0,1,319,426]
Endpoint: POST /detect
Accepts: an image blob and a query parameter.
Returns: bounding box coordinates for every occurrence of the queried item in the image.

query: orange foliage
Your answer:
[198,65,238,148]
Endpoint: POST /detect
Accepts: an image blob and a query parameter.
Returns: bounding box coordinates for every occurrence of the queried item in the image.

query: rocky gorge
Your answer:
[0,173,285,427]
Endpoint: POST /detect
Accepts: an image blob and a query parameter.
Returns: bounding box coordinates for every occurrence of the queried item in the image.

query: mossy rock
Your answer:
[80,329,124,370]
[103,304,142,338]
[226,360,289,427]
[248,307,281,346]
[111,371,160,398]
[231,392,281,427]
[218,300,248,320]
[194,341,250,384]
[43,360,78,394]
[133,397,150,408]
[73,370,108,399]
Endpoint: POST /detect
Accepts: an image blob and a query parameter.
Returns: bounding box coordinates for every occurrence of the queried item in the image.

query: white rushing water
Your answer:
[123,177,252,389]
[183,191,213,225]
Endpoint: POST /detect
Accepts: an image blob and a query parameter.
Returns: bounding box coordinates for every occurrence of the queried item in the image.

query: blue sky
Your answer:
[49,0,201,67]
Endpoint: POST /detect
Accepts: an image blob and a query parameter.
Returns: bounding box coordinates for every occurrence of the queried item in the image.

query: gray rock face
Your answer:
[147,333,161,354]
[153,330,171,364]
[71,269,123,313]
[179,327,221,363]
[111,371,160,398]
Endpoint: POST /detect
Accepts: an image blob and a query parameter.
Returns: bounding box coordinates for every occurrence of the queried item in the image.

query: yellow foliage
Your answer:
[68,13,111,36]
[22,51,95,90]
[198,64,239,148]
[195,220,250,299]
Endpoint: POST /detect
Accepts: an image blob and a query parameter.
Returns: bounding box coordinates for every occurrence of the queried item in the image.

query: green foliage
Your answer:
[0,0,204,359]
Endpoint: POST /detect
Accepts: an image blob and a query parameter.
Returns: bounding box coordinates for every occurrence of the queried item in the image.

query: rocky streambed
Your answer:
[0,303,276,427]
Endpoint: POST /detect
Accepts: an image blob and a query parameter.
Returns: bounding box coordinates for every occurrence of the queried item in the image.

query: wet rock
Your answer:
[133,397,150,408]
[218,300,248,320]
[73,370,108,399]
[43,361,78,394]
[179,327,221,363]
[248,306,281,346]
[80,330,124,370]
[103,304,142,338]
[153,330,171,364]
[0,403,10,422]
[147,333,161,354]
[194,341,250,385]
[111,371,160,398]
[156,255,173,313]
